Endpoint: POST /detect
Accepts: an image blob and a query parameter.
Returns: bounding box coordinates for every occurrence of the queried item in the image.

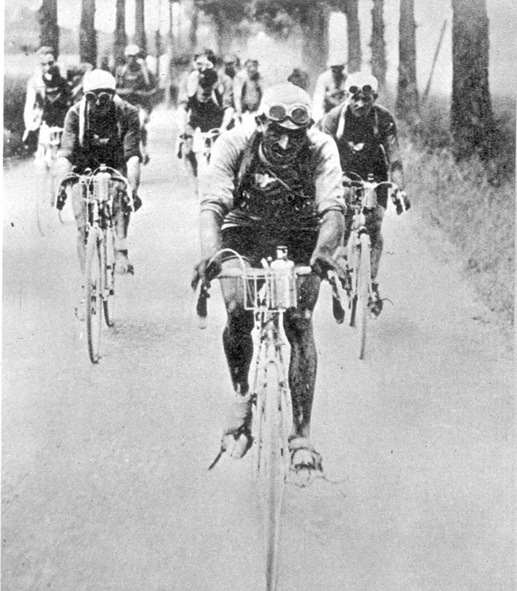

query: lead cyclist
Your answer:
[192,83,346,472]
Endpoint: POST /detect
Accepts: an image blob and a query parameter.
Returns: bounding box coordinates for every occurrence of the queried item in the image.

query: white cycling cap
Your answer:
[83,69,116,92]
[345,71,379,94]
[258,83,312,130]
[124,44,141,57]
[327,56,346,68]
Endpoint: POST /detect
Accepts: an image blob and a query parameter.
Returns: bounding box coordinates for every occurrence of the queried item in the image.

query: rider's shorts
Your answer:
[221,225,318,267]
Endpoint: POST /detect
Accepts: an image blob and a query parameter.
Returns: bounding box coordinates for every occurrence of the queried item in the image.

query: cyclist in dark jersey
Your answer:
[321,71,409,316]
[192,83,346,471]
[115,44,156,164]
[56,70,142,304]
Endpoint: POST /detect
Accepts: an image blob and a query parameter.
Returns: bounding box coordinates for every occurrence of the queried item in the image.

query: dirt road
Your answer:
[2,108,514,591]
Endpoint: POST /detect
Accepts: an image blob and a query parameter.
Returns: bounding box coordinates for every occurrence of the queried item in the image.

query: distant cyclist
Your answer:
[321,71,409,316]
[312,57,347,125]
[56,70,142,314]
[115,44,156,164]
[177,52,234,178]
[192,83,346,471]
[233,59,263,125]
[23,46,71,151]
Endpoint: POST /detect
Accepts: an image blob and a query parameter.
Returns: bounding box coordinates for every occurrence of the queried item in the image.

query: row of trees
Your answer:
[37,0,496,160]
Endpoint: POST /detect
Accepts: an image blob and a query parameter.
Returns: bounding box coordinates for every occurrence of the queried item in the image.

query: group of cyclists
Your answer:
[24,43,408,473]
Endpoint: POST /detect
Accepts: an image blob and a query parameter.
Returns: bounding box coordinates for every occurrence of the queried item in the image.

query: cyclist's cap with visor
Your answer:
[124,44,141,57]
[346,72,378,96]
[83,70,117,93]
[258,83,313,130]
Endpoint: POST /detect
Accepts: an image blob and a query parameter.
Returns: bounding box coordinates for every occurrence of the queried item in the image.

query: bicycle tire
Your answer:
[259,359,287,591]
[85,229,104,363]
[103,227,116,327]
[357,233,371,360]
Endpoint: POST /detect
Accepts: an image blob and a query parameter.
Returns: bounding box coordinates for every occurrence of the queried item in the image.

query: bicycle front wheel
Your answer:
[103,227,116,327]
[257,359,287,591]
[357,233,372,360]
[85,229,104,363]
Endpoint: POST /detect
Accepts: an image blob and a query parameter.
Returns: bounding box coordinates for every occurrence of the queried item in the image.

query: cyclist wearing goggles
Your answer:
[321,71,409,316]
[312,57,348,124]
[115,45,156,165]
[177,51,235,178]
[56,69,142,297]
[192,83,346,472]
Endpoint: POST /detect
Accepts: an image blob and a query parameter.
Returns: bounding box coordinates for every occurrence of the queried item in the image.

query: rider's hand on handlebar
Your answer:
[56,188,67,210]
[191,257,221,292]
[392,189,411,215]
[310,251,347,284]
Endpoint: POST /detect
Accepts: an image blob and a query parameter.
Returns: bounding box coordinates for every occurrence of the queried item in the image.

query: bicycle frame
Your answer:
[343,174,395,358]
[192,127,220,174]
[198,249,312,591]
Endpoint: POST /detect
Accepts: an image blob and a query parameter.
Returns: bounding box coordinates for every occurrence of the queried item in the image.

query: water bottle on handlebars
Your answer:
[271,246,296,309]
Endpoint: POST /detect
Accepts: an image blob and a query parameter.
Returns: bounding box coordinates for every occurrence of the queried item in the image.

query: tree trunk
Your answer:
[80,0,97,67]
[345,0,361,73]
[396,0,419,124]
[213,11,234,57]
[135,0,147,54]
[370,0,387,89]
[300,5,329,94]
[188,2,199,54]
[114,0,127,67]
[38,0,59,57]
[451,0,495,160]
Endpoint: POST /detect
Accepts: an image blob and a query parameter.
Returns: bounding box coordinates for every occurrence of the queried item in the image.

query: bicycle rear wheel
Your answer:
[85,229,104,363]
[103,227,116,327]
[257,359,287,591]
[357,233,371,360]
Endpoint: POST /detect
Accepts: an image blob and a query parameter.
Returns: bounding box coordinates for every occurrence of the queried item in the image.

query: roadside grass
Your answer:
[403,94,515,326]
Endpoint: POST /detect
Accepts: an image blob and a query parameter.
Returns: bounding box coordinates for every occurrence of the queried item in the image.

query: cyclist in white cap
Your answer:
[321,71,409,316]
[312,57,348,125]
[115,44,156,164]
[192,83,346,472]
[56,69,142,312]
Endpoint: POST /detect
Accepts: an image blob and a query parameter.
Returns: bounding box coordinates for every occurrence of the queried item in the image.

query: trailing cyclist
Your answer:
[321,71,409,316]
[23,46,71,152]
[177,51,235,179]
[55,69,143,314]
[115,44,157,164]
[192,83,346,472]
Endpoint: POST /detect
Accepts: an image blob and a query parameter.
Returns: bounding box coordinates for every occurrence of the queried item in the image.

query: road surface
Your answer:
[2,108,514,591]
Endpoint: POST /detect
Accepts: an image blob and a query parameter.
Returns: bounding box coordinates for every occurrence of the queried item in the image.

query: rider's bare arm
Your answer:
[126,155,141,194]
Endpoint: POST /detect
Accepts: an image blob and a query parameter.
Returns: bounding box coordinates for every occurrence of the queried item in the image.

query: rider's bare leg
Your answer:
[365,204,385,280]
[71,185,87,274]
[112,194,132,274]
[218,258,255,457]
[283,274,321,440]
[220,259,255,395]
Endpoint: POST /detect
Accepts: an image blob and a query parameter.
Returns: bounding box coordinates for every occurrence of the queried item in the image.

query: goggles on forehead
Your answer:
[347,84,375,96]
[85,91,114,104]
[267,103,311,126]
